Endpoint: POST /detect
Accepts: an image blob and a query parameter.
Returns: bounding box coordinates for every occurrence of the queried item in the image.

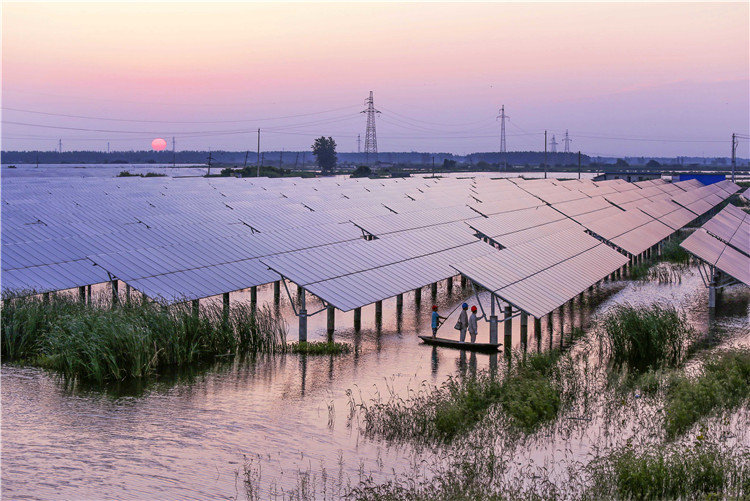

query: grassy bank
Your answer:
[1,295,286,383]
[356,349,564,443]
[600,303,694,374]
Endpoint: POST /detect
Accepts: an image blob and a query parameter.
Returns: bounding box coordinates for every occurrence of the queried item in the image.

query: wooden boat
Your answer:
[418,335,501,353]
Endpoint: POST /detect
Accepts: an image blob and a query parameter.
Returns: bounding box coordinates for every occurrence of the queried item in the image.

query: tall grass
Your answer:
[1,294,286,383]
[600,303,694,374]
[663,349,750,439]
[355,349,564,443]
[588,443,750,500]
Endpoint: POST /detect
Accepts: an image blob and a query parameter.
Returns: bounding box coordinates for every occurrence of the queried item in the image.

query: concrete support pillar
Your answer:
[353,307,362,331]
[298,288,307,342]
[78,286,86,303]
[547,312,554,350]
[192,299,199,318]
[375,300,383,325]
[414,287,421,304]
[273,281,281,303]
[326,305,335,341]
[520,312,528,353]
[504,305,512,357]
[430,282,438,298]
[396,293,403,316]
[222,292,230,323]
[250,286,257,307]
[489,295,498,345]
[708,266,717,310]
[559,306,565,348]
[111,280,119,305]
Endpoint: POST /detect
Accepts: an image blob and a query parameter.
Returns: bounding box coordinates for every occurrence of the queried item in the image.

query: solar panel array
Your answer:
[1,173,741,318]
[680,204,750,286]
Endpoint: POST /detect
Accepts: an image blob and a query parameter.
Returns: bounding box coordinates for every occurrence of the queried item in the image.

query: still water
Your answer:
[2,268,748,499]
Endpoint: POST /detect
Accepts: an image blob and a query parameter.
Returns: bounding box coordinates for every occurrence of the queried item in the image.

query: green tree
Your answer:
[312,136,337,174]
[646,159,662,169]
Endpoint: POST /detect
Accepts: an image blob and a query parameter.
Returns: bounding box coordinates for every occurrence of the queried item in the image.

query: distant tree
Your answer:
[443,159,457,170]
[351,165,371,178]
[646,159,661,170]
[614,158,629,169]
[312,136,337,174]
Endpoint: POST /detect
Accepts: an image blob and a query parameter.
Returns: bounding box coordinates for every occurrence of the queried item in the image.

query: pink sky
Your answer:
[2,2,748,156]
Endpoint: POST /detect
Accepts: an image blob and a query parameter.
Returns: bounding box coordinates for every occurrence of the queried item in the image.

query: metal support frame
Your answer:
[250,286,257,306]
[78,286,85,303]
[503,305,512,355]
[414,287,421,304]
[223,292,230,322]
[353,307,362,330]
[192,299,199,317]
[273,281,281,303]
[327,305,335,341]
[430,282,438,298]
[396,293,403,315]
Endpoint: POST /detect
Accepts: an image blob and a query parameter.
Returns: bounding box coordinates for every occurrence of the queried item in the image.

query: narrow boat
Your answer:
[418,335,501,353]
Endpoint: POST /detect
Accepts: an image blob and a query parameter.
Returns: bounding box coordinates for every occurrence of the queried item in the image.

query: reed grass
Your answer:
[1,294,286,383]
[355,349,564,443]
[663,349,750,439]
[287,341,351,355]
[587,443,750,500]
[600,303,693,374]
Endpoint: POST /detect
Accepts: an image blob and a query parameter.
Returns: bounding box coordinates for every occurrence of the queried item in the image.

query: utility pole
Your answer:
[279,149,283,169]
[361,91,380,165]
[432,156,435,178]
[107,141,110,154]
[58,139,62,154]
[357,134,361,154]
[256,128,261,177]
[578,151,581,180]
[207,150,212,176]
[731,133,738,183]
[543,130,547,179]
[244,150,249,168]
[172,137,176,168]
[497,105,509,171]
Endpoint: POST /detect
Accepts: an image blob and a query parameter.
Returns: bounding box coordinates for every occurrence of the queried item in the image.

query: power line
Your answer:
[1,105,361,124]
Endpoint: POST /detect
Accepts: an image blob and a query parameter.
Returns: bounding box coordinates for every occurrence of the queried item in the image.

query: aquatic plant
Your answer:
[287,341,351,355]
[1,294,287,383]
[587,443,750,500]
[663,349,750,439]
[355,349,564,443]
[600,303,693,374]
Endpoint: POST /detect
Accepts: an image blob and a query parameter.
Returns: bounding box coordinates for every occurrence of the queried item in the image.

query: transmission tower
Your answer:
[361,91,380,165]
[497,105,509,153]
[58,139,62,153]
[357,134,361,154]
[563,129,571,153]
[550,135,558,154]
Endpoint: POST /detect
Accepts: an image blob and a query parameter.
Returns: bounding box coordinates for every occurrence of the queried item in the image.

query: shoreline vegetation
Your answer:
[243,299,749,499]
[1,294,287,383]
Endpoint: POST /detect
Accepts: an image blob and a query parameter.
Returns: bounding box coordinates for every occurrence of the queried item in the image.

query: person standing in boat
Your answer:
[468,305,480,343]
[431,305,446,338]
[457,303,469,342]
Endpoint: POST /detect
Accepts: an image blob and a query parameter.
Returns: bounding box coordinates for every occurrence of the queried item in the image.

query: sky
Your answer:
[2,1,748,157]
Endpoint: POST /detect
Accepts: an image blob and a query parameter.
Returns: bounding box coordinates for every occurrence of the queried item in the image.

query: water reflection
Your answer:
[2,265,748,499]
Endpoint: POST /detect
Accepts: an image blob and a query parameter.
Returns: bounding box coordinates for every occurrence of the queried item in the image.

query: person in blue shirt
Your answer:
[431,305,446,337]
